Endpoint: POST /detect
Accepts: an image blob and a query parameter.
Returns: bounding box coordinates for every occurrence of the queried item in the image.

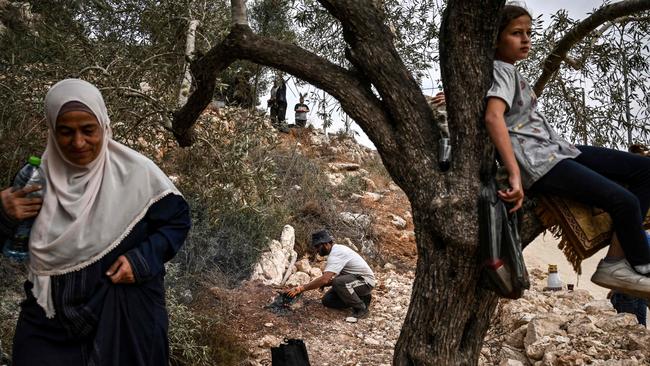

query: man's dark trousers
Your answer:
[321,274,372,310]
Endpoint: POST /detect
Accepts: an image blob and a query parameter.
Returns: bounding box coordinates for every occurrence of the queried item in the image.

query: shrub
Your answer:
[173,199,285,286]
[0,258,27,362]
[269,147,336,254]
[337,174,365,198]
[166,262,249,366]
[363,152,394,190]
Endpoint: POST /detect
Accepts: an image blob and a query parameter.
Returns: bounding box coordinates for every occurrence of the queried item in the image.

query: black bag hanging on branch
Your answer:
[271,338,311,366]
[479,179,530,299]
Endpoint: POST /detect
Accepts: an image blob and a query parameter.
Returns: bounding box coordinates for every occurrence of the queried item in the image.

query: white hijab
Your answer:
[28,79,180,318]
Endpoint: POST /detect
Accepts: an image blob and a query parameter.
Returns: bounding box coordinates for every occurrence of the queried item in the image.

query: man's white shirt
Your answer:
[324,244,375,287]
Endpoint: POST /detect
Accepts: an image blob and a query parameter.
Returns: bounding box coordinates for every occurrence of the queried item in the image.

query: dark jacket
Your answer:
[2,194,190,366]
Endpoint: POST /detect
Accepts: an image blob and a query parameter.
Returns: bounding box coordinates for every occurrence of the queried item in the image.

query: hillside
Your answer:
[1,109,647,366]
[204,122,650,366]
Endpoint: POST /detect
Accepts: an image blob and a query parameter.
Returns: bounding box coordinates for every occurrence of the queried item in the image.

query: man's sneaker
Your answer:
[351,305,369,320]
[591,259,650,299]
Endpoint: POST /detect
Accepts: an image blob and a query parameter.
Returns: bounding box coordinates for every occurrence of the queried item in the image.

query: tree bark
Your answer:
[391,1,506,364]
[169,0,633,364]
[533,0,650,97]
[177,19,200,109]
[232,0,248,25]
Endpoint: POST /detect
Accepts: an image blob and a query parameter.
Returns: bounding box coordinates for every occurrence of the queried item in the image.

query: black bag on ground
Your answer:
[271,338,311,366]
[479,179,530,299]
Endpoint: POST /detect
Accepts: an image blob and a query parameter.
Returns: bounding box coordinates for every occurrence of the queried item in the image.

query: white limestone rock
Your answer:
[295,258,312,273]
[285,272,311,287]
[340,212,372,228]
[250,225,296,285]
[327,173,345,186]
[389,214,407,229]
[259,335,281,348]
[308,267,323,278]
[363,192,383,202]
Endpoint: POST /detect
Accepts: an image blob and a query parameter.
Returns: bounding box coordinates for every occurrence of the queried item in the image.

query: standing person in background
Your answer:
[275,77,288,125]
[267,77,288,133]
[0,78,191,365]
[294,93,310,128]
[609,231,650,326]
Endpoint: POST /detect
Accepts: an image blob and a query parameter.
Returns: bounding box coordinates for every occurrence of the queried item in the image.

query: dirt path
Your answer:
[215,269,414,366]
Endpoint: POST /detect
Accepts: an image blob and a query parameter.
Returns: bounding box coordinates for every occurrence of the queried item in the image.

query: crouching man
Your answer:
[286,229,375,320]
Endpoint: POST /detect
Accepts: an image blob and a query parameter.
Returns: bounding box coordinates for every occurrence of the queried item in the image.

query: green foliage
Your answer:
[167,289,215,366]
[519,9,650,149]
[269,147,334,253]
[293,0,441,76]
[166,272,248,366]
[0,258,26,362]
[175,200,285,285]
[163,108,286,283]
[338,174,365,198]
[166,109,280,212]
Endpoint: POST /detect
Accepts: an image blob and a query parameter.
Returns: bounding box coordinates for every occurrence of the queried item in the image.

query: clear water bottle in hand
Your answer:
[3,156,46,262]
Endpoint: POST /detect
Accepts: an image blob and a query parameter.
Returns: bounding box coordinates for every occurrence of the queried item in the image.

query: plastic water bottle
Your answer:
[3,156,46,262]
[436,104,452,172]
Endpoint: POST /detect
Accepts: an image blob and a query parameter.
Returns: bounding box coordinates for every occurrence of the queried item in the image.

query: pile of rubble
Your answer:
[242,128,650,365]
[482,268,650,366]
[248,236,650,365]
[245,267,415,366]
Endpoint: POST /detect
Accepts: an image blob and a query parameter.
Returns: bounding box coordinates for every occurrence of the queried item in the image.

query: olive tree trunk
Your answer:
[170,0,650,364]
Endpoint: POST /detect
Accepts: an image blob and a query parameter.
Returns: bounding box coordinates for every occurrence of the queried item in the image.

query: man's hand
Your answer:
[106,255,135,284]
[285,285,303,298]
[1,186,43,221]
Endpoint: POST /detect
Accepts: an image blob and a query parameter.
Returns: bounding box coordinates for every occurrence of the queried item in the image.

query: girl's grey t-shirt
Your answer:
[486,60,581,188]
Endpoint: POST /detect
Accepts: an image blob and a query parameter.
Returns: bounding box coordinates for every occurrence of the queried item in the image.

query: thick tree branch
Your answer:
[519,197,545,247]
[224,27,397,154]
[172,24,395,151]
[533,0,650,97]
[316,0,460,213]
[172,37,235,146]
[564,15,649,70]
[318,1,438,155]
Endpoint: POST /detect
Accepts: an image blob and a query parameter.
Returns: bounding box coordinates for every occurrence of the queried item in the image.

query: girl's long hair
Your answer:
[498,4,532,38]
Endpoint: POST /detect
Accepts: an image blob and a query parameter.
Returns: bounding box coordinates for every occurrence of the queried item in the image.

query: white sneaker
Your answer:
[591,259,650,299]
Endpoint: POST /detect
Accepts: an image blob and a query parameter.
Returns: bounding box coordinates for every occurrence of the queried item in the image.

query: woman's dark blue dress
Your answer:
[0,194,190,366]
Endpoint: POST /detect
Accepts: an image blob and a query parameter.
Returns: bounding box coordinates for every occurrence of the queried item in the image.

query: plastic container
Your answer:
[435,104,452,172]
[3,156,46,262]
[546,264,563,291]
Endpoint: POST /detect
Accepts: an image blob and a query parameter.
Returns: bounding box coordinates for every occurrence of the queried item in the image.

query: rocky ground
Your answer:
[482,268,650,366]
[214,127,650,366]
[214,267,414,366]
[220,263,650,366]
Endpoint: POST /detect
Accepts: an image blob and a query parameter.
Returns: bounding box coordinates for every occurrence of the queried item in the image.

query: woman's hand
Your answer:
[498,173,524,213]
[106,255,135,284]
[0,186,43,221]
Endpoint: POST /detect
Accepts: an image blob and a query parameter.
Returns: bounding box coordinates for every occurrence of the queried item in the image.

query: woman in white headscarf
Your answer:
[0,79,191,366]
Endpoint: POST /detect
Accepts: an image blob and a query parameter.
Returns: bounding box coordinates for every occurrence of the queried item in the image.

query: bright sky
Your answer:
[274,1,610,149]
